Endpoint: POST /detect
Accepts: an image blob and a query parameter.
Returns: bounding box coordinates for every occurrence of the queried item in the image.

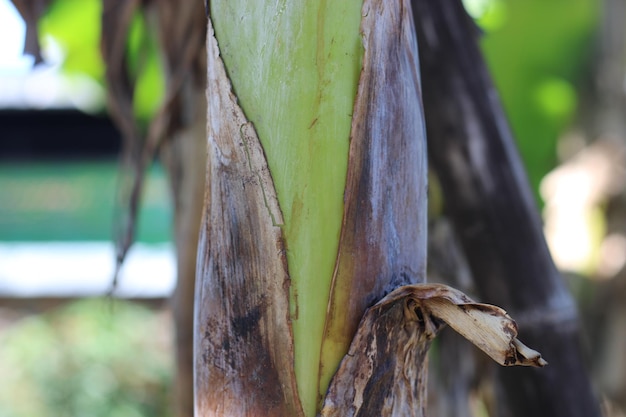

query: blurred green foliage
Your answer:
[468,0,600,203]
[36,0,600,205]
[38,0,104,81]
[38,0,165,123]
[0,299,173,417]
[125,11,165,124]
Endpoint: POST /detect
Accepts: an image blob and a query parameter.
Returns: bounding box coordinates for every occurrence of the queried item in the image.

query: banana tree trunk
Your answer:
[412,1,602,416]
[10,0,548,415]
[194,1,546,416]
[194,0,428,415]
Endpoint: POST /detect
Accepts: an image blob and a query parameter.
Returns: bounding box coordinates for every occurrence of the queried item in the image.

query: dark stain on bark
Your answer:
[232,305,262,339]
[321,0,429,376]
[194,18,303,416]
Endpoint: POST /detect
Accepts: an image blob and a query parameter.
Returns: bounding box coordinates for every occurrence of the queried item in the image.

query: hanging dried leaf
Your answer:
[321,283,546,417]
[101,0,142,141]
[10,0,51,64]
[151,3,207,416]
[101,0,207,290]
[153,0,206,134]
[101,0,147,290]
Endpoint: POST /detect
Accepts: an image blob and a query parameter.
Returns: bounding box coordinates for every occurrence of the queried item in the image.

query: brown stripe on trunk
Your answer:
[319,0,428,394]
[321,284,545,416]
[193,18,303,417]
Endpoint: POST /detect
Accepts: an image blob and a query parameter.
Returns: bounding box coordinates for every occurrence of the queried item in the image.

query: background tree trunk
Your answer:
[578,0,626,412]
[412,1,602,416]
[101,2,208,415]
[194,0,429,415]
[160,89,206,417]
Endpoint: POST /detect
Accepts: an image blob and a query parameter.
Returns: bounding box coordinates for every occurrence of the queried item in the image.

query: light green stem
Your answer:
[211,1,363,415]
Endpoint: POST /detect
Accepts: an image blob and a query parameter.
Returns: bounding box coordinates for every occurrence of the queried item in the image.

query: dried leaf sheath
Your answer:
[321,284,546,417]
[319,0,428,395]
[194,19,303,417]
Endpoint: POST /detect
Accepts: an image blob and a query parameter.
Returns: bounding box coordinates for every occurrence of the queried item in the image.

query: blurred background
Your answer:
[0,0,176,415]
[1,0,625,416]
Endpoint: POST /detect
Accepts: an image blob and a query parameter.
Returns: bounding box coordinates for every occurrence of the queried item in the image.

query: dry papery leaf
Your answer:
[321,283,546,417]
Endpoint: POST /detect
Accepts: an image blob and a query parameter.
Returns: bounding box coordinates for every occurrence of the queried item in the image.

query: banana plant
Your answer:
[9,0,548,415]
[194,0,544,416]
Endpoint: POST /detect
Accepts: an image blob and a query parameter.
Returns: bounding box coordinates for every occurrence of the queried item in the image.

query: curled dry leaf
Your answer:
[415,284,547,367]
[320,283,546,417]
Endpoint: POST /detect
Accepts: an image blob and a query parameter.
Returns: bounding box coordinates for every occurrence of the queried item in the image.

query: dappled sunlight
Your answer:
[541,137,626,276]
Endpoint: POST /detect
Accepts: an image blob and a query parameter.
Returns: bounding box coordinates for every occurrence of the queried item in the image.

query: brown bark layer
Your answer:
[321,284,545,417]
[193,18,303,417]
[411,1,602,416]
[320,0,428,386]
[322,289,434,417]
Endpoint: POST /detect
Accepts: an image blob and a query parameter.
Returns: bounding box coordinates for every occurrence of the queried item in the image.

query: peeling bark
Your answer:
[321,284,545,417]
[193,18,303,417]
[320,0,428,393]
[198,0,429,413]
[196,0,550,415]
